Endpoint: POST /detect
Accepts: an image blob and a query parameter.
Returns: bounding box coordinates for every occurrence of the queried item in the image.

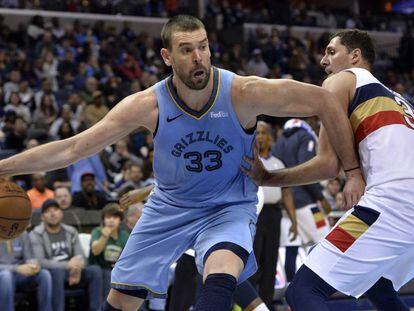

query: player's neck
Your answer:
[173,70,214,111]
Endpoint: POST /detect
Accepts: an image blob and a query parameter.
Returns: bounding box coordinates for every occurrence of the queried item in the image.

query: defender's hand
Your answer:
[343,169,366,209]
[241,144,268,186]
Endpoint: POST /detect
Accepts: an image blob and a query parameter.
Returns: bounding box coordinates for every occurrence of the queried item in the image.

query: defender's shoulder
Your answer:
[322,71,356,90]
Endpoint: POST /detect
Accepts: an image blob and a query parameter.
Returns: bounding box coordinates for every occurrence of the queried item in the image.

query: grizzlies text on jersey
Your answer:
[151,67,258,207]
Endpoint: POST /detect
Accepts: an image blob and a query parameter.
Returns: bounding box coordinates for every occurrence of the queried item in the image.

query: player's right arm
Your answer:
[0,89,158,177]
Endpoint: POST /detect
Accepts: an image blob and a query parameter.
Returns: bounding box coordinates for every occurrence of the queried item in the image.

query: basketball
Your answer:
[0,180,32,240]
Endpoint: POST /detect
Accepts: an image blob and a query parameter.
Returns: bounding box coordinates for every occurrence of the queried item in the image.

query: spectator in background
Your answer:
[35,49,59,91]
[335,192,345,211]
[118,53,142,81]
[34,78,57,110]
[26,173,54,210]
[3,69,21,101]
[90,203,130,299]
[17,80,34,106]
[72,172,108,210]
[57,120,76,139]
[4,92,31,124]
[109,139,143,173]
[54,186,77,210]
[123,202,144,233]
[83,91,109,126]
[323,177,342,211]
[116,164,145,194]
[80,76,99,104]
[49,104,80,139]
[32,94,58,134]
[0,232,52,311]
[246,49,269,77]
[4,116,28,152]
[30,199,103,311]
[27,15,44,42]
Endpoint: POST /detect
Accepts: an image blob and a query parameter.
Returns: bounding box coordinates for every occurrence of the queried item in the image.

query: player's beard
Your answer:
[175,64,211,90]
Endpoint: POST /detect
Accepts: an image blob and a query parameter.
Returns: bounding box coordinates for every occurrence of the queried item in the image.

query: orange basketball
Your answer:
[0,180,32,240]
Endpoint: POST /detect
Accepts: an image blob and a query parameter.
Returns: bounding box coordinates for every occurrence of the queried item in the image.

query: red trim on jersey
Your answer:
[355,111,407,145]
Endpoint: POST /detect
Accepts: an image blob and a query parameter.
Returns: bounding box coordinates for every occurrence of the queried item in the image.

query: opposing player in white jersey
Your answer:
[242,29,414,310]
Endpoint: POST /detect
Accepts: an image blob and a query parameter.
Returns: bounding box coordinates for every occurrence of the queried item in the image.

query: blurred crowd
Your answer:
[0,0,412,33]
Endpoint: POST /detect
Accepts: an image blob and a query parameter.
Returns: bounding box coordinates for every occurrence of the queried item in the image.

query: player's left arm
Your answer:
[234,75,359,171]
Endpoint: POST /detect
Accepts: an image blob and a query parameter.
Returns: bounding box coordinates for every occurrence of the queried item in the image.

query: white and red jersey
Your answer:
[346,68,414,201]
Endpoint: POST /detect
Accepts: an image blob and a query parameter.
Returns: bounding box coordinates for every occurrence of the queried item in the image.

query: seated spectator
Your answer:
[322,177,341,211]
[83,91,109,126]
[3,69,21,101]
[5,116,28,152]
[0,232,52,311]
[122,202,144,233]
[56,120,75,139]
[116,164,145,194]
[30,199,103,311]
[89,203,129,299]
[109,139,143,173]
[79,76,98,104]
[17,80,34,106]
[54,186,77,210]
[4,92,31,124]
[72,172,108,210]
[119,185,154,232]
[245,49,269,77]
[335,192,345,211]
[118,53,142,81]
[49,104,80,139]
[27,173,54,210]
[34,78,57,110]
[33,94,57,127]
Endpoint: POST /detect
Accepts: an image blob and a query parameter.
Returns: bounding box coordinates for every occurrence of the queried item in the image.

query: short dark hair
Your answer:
[331,29,375,67]
[161,14,205,50]
[101,203,123,222]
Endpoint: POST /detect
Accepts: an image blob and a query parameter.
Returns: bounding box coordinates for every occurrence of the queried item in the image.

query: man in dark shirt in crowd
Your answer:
[72,172,108,210]
[30,199,103,311]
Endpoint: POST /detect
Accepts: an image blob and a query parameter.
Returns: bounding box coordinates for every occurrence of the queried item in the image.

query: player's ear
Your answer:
[350,48,362,65]
[161,48,172,67]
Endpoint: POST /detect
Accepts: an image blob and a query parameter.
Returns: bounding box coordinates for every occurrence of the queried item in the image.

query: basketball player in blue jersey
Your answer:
[0,16,363,311]
[243,30,414,311]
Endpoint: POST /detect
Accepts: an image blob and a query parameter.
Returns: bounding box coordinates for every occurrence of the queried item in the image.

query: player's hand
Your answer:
[119,185,154,211]
[16,264,38,276]
[241,144,268,186]
[289,222,298,242]
[343,169,366,209]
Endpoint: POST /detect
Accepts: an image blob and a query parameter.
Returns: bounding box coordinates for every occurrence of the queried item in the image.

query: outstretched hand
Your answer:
[240,143,268,186]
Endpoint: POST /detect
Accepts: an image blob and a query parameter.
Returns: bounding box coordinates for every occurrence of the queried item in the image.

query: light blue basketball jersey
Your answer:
[151,67,257,208]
